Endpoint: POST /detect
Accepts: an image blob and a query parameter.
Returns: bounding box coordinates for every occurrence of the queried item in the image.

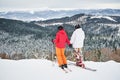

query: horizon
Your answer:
[0,0,120,12]
[0,8,120,12]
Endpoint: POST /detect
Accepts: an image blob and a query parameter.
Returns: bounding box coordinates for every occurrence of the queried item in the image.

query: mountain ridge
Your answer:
[0,12,120,62]
[0,9,120,21]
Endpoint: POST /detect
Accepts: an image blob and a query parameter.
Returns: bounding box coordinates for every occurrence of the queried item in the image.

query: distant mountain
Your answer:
[0,9,120,21]
[33,13,120,26]
[33,13,120,49]
[0,12,120,61]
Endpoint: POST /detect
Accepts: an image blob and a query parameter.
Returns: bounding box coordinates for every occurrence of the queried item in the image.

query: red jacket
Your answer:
[53,29,70,48]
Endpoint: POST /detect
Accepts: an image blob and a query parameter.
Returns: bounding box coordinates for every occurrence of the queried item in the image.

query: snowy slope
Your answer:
[90,16,117,22]
[0,59,120,80]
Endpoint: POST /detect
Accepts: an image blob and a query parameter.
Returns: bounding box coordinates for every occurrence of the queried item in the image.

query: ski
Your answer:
[61,69,68,73]
[65,68,72,72]
[68,63,97,72]
[76,64,97,72]
[61,68,72,73]
[75,65,97,72]
[83,67,97,72]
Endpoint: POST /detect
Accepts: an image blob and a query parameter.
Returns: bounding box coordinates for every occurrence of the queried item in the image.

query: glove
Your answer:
[51,39,54,44]
[69,44,72,48]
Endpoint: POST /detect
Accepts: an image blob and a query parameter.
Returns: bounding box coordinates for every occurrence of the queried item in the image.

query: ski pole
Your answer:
[51,40,55,66]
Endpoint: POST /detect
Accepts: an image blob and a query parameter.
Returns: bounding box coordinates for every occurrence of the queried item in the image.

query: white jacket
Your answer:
[70,28,85,48]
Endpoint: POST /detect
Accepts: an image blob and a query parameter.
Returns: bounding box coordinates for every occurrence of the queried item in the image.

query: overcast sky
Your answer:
[0,0,120,11]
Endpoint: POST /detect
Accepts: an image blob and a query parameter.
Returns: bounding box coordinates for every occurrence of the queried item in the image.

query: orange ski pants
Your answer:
[55,47,67,66]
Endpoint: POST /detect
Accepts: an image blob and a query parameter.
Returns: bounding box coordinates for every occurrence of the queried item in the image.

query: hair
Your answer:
[58,26,64,30]
[75,24,81,29]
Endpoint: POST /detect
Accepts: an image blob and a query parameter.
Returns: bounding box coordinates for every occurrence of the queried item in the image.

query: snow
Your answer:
[0,59,120,80]
[35,22,63,27]
[90,16,117,22]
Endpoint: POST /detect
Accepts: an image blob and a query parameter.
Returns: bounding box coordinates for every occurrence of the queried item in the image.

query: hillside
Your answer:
[0,18,58,59]
[0,13,120,62]
[34,13,120,50]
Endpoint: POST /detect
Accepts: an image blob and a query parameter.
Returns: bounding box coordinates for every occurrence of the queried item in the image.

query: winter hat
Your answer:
[58,26,63,30]
[75,24,81,29]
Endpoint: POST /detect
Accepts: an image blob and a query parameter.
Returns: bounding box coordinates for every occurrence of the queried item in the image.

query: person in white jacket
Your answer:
[70,24,85,67]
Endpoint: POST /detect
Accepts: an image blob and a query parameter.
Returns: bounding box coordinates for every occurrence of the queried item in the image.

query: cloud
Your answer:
[0,0,120,11]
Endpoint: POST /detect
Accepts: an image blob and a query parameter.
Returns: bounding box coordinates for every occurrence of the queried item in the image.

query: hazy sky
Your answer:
[0,0,120,11]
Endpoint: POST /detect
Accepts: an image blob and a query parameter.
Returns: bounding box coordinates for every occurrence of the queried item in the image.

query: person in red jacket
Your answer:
[53,26,71,70]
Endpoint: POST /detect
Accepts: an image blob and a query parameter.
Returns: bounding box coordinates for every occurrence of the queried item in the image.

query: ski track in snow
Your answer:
[0,59,120,80]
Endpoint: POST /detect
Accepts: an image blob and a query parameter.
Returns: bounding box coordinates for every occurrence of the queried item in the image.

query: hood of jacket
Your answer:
[58,29,66,35]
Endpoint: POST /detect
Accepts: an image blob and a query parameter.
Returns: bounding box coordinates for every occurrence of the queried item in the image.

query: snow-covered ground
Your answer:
[90,16,117,22]
[0,59,120,80]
